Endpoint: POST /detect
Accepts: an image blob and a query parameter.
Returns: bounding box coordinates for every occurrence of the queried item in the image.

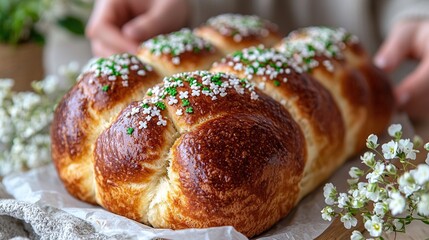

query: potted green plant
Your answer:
[0,0,50,91]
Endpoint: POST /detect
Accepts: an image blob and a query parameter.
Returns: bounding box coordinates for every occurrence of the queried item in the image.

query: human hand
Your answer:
[86,0,189,57]
[374,19,429,121]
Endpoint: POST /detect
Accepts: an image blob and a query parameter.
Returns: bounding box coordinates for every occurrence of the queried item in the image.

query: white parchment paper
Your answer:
[2,114,413,240]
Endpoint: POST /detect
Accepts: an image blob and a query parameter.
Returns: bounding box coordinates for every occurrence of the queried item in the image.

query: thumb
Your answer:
[374,22,416,72]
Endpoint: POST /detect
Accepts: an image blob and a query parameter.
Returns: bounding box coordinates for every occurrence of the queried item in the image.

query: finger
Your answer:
[374,22,416,72]
[91,25,139,56]
[394,53,429,111]
[91,39,133,58]
[122,0,188,42]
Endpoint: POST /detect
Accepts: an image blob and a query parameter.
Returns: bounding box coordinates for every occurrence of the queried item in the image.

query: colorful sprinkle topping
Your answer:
[87,53,152,87]
[206,14,276,42]
[142,28,214,65]
[124,71,259,133]
[277,27,358,73]
[217,46,292,89]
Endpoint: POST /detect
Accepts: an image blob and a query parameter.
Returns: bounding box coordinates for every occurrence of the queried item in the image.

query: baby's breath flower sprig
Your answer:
[0,62,78,177]
[321,123,429,239]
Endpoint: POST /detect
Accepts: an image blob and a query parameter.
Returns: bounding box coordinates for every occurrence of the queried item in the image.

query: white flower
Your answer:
[349,167,363,178]
[425,152,429,165]
[382,140,398,159]
[366,134,379,149]
[323,183,337,205]
[338,193,349,208]
[366,162,385,183]
[388,124,402,137]
[386,163,397,175]
[398,172,419,197]
[361,151,375,167]
[388,192,406,215]
[364,215,383,237]
[340,213,357,229]
[373,202,387,217]
[398,139,417,160]
[365,183,381,202]
[417,194,429,216]
[321,206,334,221]
[392,219,404,231]
[350,230,365,240]
[412,164,429,185]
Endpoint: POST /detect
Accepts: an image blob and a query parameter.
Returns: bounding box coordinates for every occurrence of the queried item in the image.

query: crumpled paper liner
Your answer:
[2,114,413,240]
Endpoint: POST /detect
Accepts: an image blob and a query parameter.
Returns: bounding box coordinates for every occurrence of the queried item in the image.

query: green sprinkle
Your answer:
[147,91,153,96]
[186,77,195,82]
[273,80,280,86]
[166,87,178,96]
[185,107,194,113]
[102,85,110,92]
[155,101,166,110]
[142,103,149,108]
[202,86,210,92]
[182,99,190,107]
[127,127,134,135]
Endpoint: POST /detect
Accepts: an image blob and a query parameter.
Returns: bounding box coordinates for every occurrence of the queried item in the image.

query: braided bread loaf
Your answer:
[51,15,394,238]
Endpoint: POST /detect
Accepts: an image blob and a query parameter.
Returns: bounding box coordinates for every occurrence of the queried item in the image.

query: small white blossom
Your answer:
[338,193,349,208]
[424,142,429,151]
[398,172,419,197]
[366,162,385,183]
[417,194,429,216]
[366,184,381,202]
[388,124,402,137]
[392,219,404,231]
[323,183,337,205]
[425,152,429,165]
[341,213,357,229]
[398,139,417,160]
[386,163,397,175]
[349,167,363,178]
[412,164,429,185]
[364,215,383,237]
[373,202,387,217]
[350,230,365,240]
[321,206,335,221]
[361,151,376,167]
[366,134,379,149]
[382,140,398,159]
[388,192,406,215]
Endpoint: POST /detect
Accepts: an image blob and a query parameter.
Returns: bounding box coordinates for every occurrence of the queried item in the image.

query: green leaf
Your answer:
[422,219,429,225]
[57,16,85,36]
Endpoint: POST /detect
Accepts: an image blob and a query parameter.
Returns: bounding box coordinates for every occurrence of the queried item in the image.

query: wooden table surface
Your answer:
[317,121,429,240]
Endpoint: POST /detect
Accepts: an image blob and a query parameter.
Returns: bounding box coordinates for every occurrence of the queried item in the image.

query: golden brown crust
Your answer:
[194,26,281,55]
[51,25,395,238]
[137,28,223,77]
[210,47,346,197]
[51,54,161,203]
[90,71,305,237]
[166,113,305,237]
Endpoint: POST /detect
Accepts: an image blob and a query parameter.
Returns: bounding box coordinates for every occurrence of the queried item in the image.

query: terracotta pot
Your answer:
[0,42,44,91]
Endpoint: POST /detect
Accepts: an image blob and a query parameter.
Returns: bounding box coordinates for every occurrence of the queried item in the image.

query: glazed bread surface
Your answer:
[138,28,222,77]
[51,24,395,238]
[194,14,282,55]
[51,54,161,203]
